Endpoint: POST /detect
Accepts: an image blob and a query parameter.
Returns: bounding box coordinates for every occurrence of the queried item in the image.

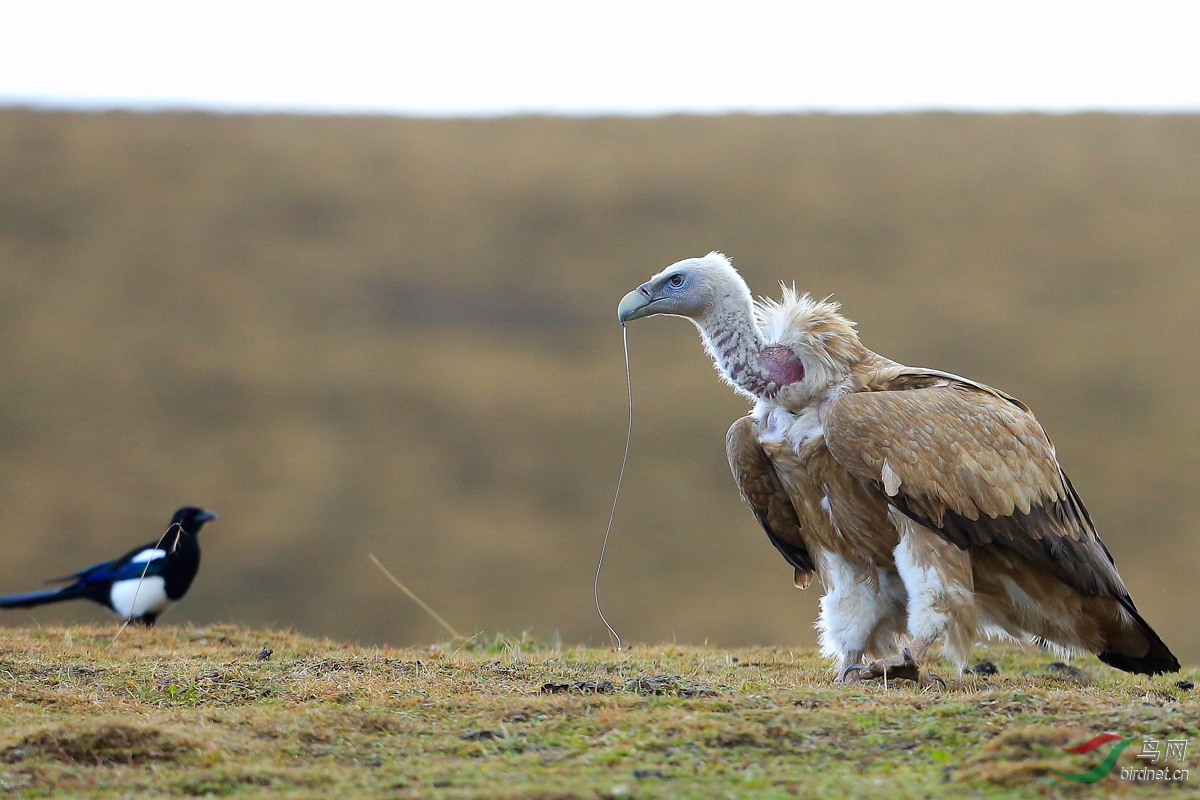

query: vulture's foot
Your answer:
[841,648,945,689]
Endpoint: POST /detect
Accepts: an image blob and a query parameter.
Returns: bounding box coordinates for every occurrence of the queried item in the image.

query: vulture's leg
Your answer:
[850,514,977,686]
[818,553,907,684]
[895,515,975,661]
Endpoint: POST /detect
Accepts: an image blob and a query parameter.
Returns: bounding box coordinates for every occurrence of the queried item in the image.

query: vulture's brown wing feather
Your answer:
[825,373,1178,675]
[727,416,815,586]
[822,378,1129,600]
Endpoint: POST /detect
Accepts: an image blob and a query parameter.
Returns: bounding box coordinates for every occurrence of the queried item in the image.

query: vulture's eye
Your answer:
[668,274,685,288]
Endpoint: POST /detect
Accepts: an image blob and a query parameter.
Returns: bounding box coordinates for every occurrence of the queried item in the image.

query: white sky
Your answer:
[3,0,1199,115]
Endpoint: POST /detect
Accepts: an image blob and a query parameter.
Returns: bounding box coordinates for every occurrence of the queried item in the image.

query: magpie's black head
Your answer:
[171,506,218,536]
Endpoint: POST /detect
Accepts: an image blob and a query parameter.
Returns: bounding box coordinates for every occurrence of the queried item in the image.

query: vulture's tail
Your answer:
[1097,597,1180,676]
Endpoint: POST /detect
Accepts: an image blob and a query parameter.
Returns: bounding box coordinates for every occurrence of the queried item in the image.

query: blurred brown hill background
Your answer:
[0,110,1197,663]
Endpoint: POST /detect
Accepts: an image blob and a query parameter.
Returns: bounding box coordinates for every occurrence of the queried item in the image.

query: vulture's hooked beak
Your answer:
[617,285,654,323]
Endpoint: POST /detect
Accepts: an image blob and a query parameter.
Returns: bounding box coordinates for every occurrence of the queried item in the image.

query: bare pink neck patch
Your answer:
[760,344,806,386]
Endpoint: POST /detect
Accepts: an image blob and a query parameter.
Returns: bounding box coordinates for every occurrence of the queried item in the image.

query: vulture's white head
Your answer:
[617,252,751,327]
[619,252,867,410]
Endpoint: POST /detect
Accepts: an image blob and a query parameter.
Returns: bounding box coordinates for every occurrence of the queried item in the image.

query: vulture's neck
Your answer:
[697,305,803,401]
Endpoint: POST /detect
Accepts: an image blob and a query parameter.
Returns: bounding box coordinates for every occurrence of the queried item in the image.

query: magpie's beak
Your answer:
[196,510,218,523]
[618,285,655,323]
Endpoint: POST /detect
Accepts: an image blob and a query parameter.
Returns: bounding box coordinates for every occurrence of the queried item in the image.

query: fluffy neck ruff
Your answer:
[754,288,868,408]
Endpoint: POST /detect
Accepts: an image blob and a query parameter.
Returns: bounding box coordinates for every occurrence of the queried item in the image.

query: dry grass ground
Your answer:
[0,625,1195,798]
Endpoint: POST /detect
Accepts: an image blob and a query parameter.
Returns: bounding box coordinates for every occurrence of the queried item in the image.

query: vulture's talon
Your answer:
[921,673,947,691]
[837,664,867,683]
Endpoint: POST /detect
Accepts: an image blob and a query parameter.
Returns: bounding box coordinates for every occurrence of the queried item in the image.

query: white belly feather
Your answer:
[109,576,170,619]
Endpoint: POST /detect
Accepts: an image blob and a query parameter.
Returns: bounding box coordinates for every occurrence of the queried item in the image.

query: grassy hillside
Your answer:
[0,111,1197,661]
[0,625,1196,798]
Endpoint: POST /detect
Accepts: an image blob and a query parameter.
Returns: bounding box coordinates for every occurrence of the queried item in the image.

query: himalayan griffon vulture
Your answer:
[618,252,1178,683]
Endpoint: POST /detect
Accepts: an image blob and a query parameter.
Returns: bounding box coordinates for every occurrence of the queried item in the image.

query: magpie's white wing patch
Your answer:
[130,549,167,564]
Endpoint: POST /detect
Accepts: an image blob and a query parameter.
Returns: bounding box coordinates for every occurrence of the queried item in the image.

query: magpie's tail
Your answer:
[0,583,86,609]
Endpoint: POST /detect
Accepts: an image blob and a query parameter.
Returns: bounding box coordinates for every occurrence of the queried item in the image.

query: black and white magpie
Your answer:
[0,506,216,626]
